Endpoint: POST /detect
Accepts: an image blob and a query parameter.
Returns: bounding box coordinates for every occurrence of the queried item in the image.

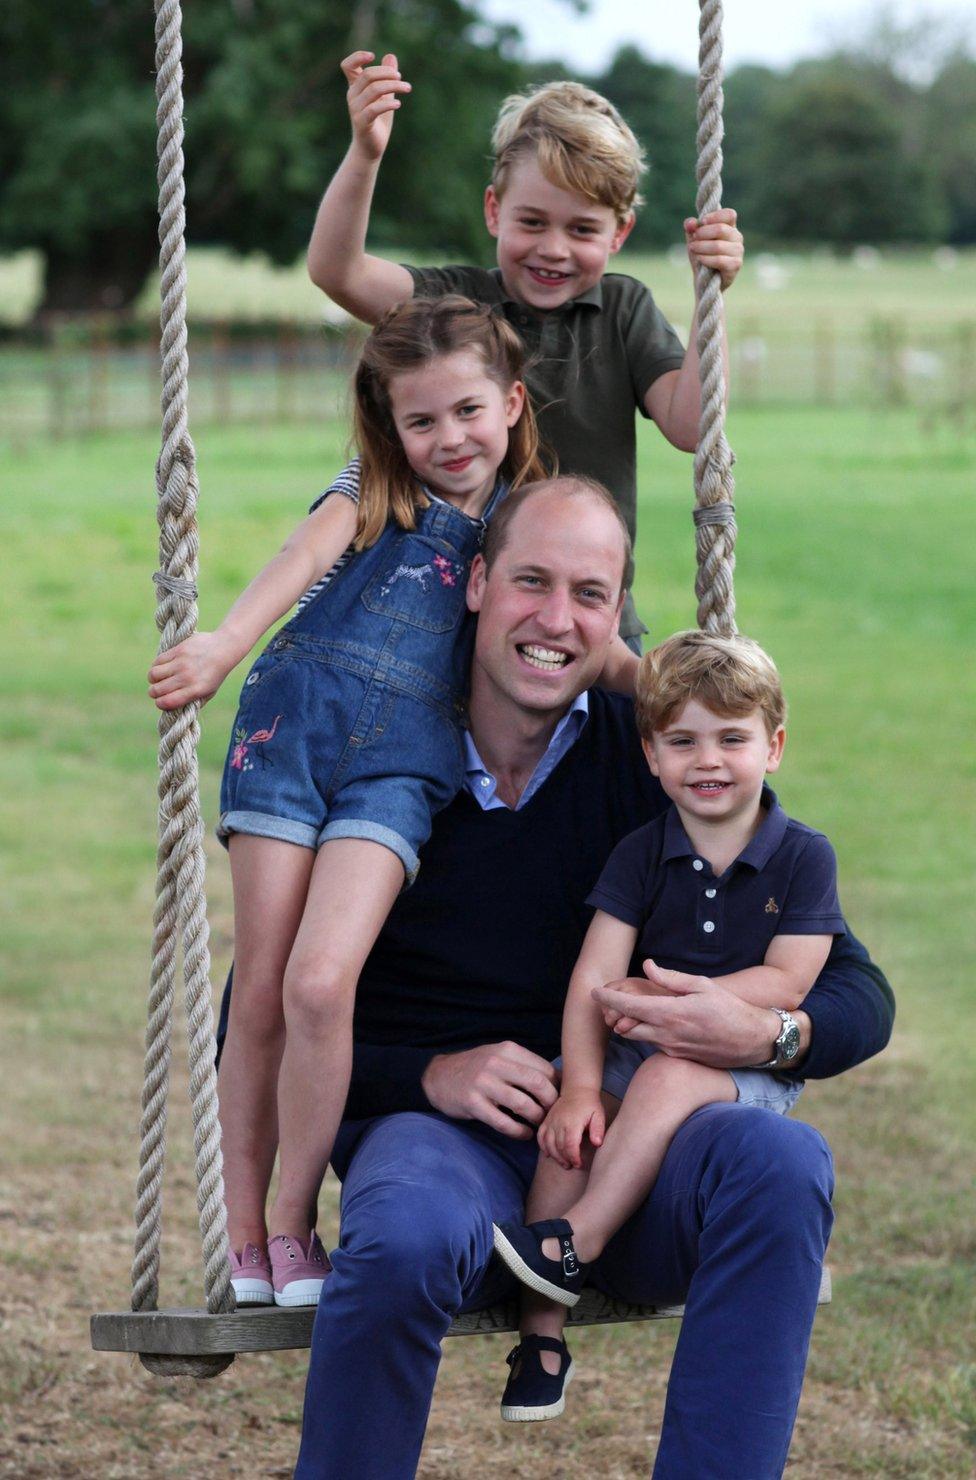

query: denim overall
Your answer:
[219,483,507,881]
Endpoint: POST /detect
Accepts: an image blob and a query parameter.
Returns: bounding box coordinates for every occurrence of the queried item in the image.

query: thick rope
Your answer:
[694,0,737,636]
[131,0,235,1336]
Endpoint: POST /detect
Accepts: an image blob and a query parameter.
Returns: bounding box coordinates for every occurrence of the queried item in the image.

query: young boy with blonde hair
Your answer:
[308,56,744,648]
[491,630,846,1420]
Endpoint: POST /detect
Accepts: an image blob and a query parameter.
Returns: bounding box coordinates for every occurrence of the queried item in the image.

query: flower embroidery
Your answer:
[433,554,460,588]
[230,726,249,770]
[231,715,282,772]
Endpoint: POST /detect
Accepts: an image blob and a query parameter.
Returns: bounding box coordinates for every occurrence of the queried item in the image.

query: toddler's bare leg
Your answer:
[271,837,404,1240]
[519,1094,620,1372]
[547,1056,736,1266]
[221,835,316,1251]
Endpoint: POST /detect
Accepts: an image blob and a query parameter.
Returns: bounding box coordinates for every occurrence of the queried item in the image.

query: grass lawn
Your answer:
[1,406,974,1476]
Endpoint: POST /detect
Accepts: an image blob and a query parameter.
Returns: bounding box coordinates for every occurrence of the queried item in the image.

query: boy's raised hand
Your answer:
[341,50,411,161]
[684,207,744,291]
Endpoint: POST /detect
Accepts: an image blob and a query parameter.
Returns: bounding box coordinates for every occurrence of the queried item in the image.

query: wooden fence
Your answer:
[1,316,974,442]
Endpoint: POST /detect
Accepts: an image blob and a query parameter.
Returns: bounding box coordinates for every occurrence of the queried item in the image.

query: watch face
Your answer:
[781,1023,801,1061]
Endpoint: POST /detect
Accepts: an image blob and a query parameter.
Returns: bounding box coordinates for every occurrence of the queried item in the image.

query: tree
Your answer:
[0,0,525,314]
[723,66,789,238]
[592,47,696,249]
[924,57,976,243]
[749,62,945,245]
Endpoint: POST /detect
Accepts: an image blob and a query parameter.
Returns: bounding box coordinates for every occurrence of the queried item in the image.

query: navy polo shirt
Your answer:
[587,786,846,976]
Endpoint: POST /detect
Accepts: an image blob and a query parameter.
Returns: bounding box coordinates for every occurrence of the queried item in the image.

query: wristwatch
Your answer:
[760,1009,801,1069]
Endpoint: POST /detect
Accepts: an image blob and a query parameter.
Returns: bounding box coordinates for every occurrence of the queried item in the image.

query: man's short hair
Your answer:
[481,475,635,595]
[491,81,645,224]
[635,630,788,739]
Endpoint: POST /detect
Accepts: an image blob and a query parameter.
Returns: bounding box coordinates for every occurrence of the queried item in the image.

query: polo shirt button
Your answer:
[480,777,490,787]
[703,920,716,933]
[692,859,704,872]
[705,888,716,898]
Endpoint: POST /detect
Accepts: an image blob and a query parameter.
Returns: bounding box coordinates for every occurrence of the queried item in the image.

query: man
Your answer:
[288,477,893,1478]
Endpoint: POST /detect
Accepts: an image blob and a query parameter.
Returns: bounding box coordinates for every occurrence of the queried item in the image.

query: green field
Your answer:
[2,407,974,1476]
[4,247,975,444]
[5,244,976,332]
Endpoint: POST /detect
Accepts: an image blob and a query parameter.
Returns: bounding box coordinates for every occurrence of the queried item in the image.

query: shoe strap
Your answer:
[509,1334,569,1360]
[529,1217,574,1240]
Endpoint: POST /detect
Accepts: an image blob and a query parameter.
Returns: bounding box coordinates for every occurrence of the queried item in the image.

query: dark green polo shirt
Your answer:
[407,264,686,639]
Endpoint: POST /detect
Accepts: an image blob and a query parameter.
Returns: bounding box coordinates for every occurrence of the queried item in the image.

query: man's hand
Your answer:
[593,959,801,1069]
[538,1088,605,1170]
[684,207,744,291]
[341,50,411,162]
[421,1042,558,1139]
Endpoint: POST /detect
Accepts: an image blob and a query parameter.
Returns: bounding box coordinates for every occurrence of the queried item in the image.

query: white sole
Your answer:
[273,1278,325,1308]
[501,1360,575,1422]
[230,1278,274,1306]
[491,1225,581,1307]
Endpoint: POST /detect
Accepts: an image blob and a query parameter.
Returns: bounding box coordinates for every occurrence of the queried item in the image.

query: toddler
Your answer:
[491,630,845,1419]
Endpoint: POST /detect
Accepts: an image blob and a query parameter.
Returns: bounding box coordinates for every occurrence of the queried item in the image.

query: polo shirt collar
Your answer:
[661,784,787,870]
[738,786,788,868]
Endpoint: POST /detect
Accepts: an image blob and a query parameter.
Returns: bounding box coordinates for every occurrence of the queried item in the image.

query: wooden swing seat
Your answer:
[91,1267,831,1361]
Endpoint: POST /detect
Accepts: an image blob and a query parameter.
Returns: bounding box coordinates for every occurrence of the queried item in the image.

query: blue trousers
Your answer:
[295,1105,834,1480]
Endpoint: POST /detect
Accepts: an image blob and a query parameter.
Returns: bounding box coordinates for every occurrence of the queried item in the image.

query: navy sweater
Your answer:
[345,690,894,1118]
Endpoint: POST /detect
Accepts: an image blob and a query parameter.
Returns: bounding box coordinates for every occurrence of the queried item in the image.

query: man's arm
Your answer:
[346,1038,558,1134]
[790,927,895,1080]
[306,50,414,322]
[591,926,894,1079]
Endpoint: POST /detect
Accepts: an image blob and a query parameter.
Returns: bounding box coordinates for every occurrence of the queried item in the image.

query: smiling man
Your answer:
[292,477,894,1480]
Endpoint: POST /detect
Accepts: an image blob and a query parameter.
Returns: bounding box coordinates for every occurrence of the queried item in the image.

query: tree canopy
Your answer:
[1,2,973,314]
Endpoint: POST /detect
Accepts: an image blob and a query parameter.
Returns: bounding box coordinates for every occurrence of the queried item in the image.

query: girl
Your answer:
[148,296,548,1307]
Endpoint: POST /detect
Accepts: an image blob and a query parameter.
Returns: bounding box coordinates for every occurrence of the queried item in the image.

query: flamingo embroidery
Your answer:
[247,714,283,768]
[231,714,283,771]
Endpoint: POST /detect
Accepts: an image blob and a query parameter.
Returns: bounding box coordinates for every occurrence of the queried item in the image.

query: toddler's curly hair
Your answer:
[635,631,788,740]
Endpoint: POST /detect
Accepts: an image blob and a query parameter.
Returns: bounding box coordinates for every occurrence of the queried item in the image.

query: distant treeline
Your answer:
[2,1,974,314]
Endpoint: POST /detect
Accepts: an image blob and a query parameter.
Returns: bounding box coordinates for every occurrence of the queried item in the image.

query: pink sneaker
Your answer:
[228,1241,274,1305]
[268,1232,330,1307]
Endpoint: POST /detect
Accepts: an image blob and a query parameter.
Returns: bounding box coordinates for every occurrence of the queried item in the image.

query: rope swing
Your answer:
[132,0,235,1379]
[92,0,750,1376]
[693,0,737,636]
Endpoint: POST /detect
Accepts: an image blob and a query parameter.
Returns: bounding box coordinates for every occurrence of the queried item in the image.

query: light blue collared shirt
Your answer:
[463,691,590,811]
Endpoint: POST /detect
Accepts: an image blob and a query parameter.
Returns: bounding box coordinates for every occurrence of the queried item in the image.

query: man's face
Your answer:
[467,489,626,721]
[484,157,634,312]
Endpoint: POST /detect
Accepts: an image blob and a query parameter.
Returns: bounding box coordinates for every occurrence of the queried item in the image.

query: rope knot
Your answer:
[693,502,736,530]
[153,571,198,599]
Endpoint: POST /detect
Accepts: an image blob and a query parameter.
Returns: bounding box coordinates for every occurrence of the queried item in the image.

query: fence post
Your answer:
[276,327,298,422]
[814,318,835,406]
[212,323,231,424]
[47,320,68,439]
[88,318,110,430]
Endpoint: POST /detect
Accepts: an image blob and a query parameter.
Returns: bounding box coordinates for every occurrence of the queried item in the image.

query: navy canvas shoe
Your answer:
[500,1335,575,1422]
[492,1218,588,1306]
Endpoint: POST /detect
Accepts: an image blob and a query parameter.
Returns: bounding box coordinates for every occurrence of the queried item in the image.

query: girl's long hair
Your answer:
[352,295,548,549]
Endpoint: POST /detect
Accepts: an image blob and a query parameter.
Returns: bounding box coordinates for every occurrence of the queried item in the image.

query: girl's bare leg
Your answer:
[543,1056,736,1267]
[270,837,404,1240]
[518,1094,620,1373]
[220,835,316,1252]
